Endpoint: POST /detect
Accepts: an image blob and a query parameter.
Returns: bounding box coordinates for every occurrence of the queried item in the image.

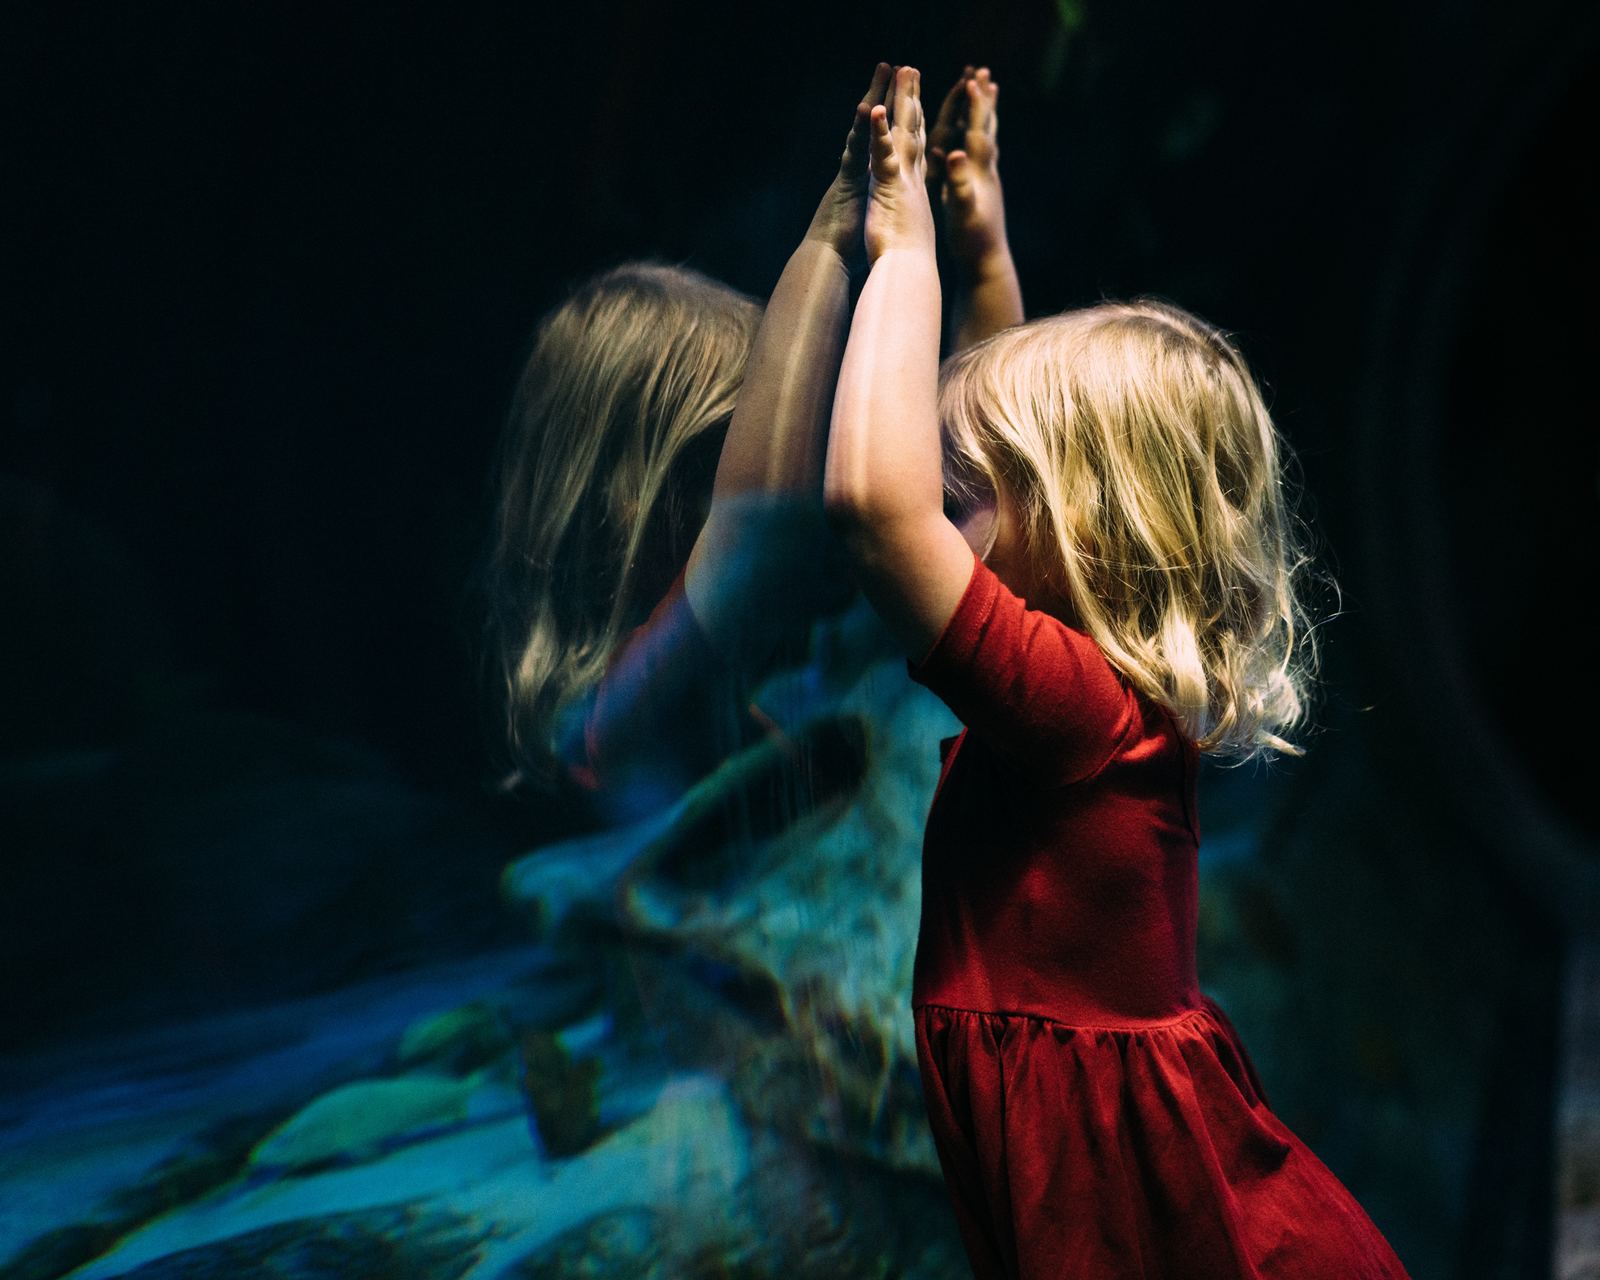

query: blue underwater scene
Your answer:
[0,593,1525,1280]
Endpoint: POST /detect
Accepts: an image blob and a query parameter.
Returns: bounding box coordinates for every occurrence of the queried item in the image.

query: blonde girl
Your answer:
[824,66,1410,1279]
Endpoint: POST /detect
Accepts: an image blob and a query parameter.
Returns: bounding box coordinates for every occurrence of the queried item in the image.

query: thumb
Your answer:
[945,150,974,202]
[841,102,872,175]
[869,104,899,183]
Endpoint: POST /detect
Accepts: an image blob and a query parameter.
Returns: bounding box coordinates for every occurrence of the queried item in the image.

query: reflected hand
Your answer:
[806,61,894,259]
[928,66,1009,272]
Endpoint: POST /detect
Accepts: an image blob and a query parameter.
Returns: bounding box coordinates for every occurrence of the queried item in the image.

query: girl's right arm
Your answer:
[824,66,978,663]
[827,70,1133,786]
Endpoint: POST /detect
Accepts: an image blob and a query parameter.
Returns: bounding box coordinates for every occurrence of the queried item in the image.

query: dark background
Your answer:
[3,1,1597,1272]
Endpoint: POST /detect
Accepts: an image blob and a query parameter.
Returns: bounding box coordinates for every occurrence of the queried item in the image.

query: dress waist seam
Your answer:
[914,998,1217,1033]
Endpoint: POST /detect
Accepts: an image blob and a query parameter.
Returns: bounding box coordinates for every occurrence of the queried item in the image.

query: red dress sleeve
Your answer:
[905,548,1136,786]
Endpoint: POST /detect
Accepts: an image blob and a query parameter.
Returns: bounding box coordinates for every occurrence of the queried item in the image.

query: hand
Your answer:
[864,65,936,264]
[926,64,974,185]
[928,66,1009,273]
[805,62,894,258]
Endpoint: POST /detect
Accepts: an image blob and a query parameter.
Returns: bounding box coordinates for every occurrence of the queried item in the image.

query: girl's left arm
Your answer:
[824,66,978,663]
[929,66,1025,351]
[684,62,892,666]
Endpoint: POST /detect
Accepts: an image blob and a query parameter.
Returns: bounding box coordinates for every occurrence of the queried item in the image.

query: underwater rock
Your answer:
[500,803,681,943]
[584,1076,747,1197]
[248,1072,501,1174]
[501,1120,970,1279]
[0,1107,291,1280]
[102,1202,487,1280]
[398,1001,515,1076]
[501,596,957,1176]
[518,1028,603,1157]
[500,1207,670,1279]
[0,1222,126,1280]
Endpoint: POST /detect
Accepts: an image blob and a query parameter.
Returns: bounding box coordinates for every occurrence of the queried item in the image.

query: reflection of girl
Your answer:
[826,67,1410,1278]
[487,66,898,818]
[488,64,1024,821]
[487,260,757,796]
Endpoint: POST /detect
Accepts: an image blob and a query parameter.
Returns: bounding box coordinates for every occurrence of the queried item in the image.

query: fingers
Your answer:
[861,60,893,113]
[868,103,898,182]
[966,66,998,139]
[842,62,894,174]
[841,101,872,173]
[891,64,923,141]
[932,65,971,135]
[945,149,975,203]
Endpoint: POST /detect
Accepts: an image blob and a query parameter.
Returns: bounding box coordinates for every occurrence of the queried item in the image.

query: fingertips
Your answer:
[869,105,898,179]
[892,63,920,119]
[896,65,924,138]
[866,60,892,105]
[967,71,997,133]
[846,101,872,151]
[870,103,893,153]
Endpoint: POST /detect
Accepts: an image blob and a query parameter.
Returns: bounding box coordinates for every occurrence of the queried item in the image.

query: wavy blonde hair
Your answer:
[485,262,761,792]
[938,298,1322,760]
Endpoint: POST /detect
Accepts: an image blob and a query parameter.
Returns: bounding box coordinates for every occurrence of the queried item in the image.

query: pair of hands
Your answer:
[809,61,1007,276]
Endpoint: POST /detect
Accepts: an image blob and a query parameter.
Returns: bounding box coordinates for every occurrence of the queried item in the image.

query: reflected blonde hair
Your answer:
[486,262,761,791]
[939,299,1322,760]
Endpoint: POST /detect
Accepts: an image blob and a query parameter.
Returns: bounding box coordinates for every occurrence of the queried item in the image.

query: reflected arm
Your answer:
[683,63,892,666]
[682,237,853,662]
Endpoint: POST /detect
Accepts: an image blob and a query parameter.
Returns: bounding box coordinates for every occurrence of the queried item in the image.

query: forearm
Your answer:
[951,248,1023,351]
[825,247,944,527]
[685,238,854,662]
[708,237,851,503]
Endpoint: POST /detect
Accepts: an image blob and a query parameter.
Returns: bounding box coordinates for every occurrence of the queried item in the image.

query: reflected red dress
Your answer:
[560,565,779,814]
[905,548,1411,1279]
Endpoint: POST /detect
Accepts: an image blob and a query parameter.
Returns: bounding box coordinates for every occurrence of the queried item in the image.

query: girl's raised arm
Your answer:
[929,66,1024,350]
[824,66,978,662]
[683,62,893,666]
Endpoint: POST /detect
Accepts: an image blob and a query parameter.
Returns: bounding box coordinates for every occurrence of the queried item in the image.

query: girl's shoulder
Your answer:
[909,555,1140,788]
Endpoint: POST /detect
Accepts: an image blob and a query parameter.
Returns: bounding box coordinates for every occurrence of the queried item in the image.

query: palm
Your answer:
[928,67,1005,268]
[864,67,933,262]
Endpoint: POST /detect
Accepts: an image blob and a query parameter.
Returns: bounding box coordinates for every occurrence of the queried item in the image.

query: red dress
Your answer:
[905,548,1411,1279]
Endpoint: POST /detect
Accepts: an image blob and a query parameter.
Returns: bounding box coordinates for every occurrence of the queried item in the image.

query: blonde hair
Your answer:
[938,298,1322,760]
[486,261,761,791]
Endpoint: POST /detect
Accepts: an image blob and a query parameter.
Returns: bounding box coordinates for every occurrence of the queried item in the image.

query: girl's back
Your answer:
[907,546,1202,1028]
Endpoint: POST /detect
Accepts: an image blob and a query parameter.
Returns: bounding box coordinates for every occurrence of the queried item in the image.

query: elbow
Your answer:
[822,484,886,547]
[824,487,913,574]
[822,483,865,532]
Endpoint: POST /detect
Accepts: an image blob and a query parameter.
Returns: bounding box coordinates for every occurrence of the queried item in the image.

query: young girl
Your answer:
[825,68,1411,1278]
[488,63,1022,822]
